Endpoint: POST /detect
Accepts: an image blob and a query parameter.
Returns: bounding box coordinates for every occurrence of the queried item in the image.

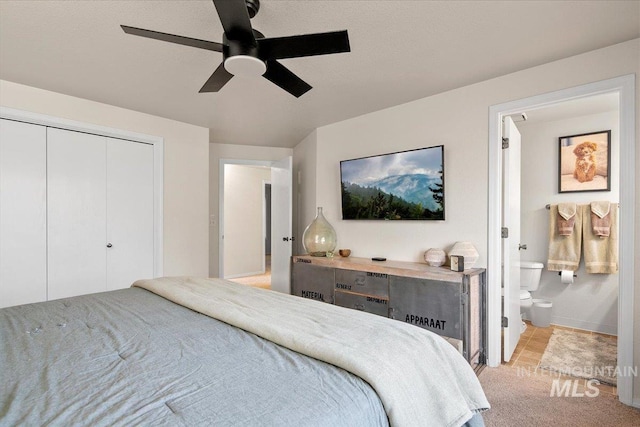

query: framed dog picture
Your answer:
[558,130,611,193]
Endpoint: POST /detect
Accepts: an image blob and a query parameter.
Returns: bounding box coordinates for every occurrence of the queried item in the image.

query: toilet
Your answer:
[519,261,545,332]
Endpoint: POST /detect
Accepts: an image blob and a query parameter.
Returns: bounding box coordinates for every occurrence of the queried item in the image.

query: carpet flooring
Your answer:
[539,329,618,385]
[478,365,640,426]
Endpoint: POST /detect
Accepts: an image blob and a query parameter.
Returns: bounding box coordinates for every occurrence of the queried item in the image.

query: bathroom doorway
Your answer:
[488,75,635,405]
[504,94,621,391]
[504,93,621,361]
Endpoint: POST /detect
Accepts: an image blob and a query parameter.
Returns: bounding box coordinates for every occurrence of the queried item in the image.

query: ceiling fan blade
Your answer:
[257,30,350,60]
[212,0,256,45]
[263,60,312,98]
[199,62,233,92]
[121,25,223,52]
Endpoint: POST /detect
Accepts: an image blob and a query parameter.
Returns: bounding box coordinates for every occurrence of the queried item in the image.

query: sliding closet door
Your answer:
[0,119,47,307]
[47,128,107,300]
[106,138,154,290]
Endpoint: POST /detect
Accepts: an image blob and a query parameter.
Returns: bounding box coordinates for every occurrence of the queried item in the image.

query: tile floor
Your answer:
[504,321,618,396]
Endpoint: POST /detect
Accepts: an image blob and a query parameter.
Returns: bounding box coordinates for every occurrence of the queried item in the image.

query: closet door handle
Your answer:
[106,243,113,248]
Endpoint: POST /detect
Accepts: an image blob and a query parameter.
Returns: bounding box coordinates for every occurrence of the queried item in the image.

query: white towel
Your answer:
[558,203,577,220]
[590,201,611,218]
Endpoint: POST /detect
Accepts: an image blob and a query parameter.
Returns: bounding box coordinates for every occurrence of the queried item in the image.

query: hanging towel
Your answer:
[583,203,618,274]
[547,204,582,272]
[557,203,577,236]
[590,201,611,237]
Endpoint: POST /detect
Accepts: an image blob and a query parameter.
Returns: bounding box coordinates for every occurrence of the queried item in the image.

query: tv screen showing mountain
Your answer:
[340,145,444,220]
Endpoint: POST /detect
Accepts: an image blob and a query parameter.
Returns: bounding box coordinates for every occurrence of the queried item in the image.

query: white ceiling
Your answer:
[1,1,638,148]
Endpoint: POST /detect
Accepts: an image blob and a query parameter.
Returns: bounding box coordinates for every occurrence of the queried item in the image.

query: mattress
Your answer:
[0,277,489,426]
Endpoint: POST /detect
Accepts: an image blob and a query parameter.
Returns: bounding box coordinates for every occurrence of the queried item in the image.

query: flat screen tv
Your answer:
[340,145,444,220]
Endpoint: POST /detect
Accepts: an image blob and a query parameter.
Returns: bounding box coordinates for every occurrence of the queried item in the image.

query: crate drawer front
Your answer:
[335,290,389,317]
[389,276,462,339]
[291,263,334,303]
[335,269,389,297]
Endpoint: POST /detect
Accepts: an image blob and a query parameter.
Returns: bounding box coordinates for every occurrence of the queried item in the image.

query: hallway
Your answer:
[228,255,271,290]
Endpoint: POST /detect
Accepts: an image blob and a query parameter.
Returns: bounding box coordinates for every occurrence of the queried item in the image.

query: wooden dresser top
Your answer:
[292,255,485,283]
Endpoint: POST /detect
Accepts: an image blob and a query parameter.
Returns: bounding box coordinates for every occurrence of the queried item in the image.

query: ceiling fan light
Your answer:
[224,55,266,77]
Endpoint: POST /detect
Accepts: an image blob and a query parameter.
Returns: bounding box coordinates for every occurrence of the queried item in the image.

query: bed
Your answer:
[0,276,489,426]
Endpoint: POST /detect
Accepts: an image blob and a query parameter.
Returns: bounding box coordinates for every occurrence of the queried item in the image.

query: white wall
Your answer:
[209,142,292,277]
[301,39,638,266]
[0,80,210,277]
[295,38,639,402]
[519,110,619,334]
[223,164,271,278]
[316,121,479,261]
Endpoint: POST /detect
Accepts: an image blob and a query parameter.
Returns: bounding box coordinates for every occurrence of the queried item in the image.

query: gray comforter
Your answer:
[0,288,389,426]
[134,277,489,426]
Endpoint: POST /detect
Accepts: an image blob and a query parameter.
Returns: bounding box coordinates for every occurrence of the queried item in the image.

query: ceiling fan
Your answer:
[121,0,350,97]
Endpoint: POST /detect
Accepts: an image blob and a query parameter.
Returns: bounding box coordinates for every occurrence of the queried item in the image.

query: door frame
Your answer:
[487,75,635,405]
[0,106,164,278]
[268,156,293,294]
[263,181,272,259]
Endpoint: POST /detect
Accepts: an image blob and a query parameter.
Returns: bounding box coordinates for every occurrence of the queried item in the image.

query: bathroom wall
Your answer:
[518,109,619,334]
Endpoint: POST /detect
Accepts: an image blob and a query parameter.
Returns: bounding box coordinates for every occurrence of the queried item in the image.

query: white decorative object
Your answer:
[448,241,479,268]
[560,270,574,284]
[424,248,446,267]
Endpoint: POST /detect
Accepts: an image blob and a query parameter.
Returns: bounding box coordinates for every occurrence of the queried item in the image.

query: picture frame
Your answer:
[558,130,611,193]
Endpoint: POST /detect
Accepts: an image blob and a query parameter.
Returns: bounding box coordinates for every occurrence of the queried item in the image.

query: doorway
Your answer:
[488,75,635,405]
[219,157,293,293]
[504,93,621,360]
[221,163,271,288]
[227,181,272,290]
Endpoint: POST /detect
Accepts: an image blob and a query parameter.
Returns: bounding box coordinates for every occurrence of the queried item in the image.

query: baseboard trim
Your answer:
[225,270,265,279]
[549,315,617,336]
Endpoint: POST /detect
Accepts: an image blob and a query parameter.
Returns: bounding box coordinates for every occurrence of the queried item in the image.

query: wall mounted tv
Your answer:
[340,145,444,220]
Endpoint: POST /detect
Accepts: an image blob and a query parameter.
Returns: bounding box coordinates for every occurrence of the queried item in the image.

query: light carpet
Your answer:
[539,329,617,385]
[478,365,639,427]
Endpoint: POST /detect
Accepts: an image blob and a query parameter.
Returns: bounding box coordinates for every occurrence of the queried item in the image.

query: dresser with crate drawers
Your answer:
[291,255,486,370]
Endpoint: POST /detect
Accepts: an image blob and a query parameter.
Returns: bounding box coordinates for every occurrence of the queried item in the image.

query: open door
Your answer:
[270,156,292,294]
[503,116,522,362]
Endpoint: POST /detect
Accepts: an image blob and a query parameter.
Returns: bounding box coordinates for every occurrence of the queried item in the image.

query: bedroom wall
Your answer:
[294,38,639,402]
[209,142,292,277]
[518,110,619,334]
[0,79,210,277]
[223,164,271,278]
